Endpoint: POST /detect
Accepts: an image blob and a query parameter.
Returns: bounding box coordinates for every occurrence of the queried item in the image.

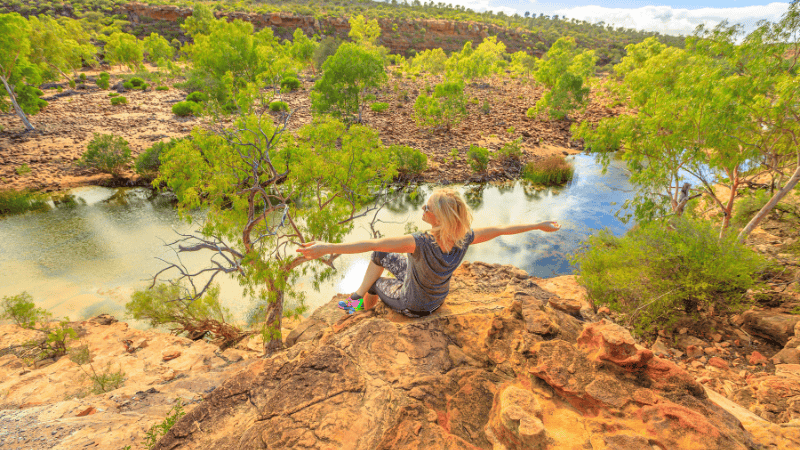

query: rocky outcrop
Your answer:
[153,262,762,450]
[117,2,542,56]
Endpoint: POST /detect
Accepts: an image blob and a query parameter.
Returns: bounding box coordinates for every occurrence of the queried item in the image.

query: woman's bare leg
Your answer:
[362,293,379,310]
[355,260,384,298]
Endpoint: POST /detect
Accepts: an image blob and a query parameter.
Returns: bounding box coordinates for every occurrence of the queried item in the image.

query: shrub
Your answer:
[108,92,119,97]
[269,101,289,112]
[15,163,31,176]
[79,73,87,81]
[413,80,467,131]
[172,101,202,117]
[186,91,207,103]
[497,138,523,163]
[466,144,489,173]
[312,36,341,72]
[135,139,180,180]
[156,86,169,91]
[96,72,110,89]
[370,102,389,112]
[122,81,134,90]
[77,133,132,177]
[481,99,491,114]
[110,96,127,106]
[0,190,48,215]
[572,219,768,335]
[142,398,186,450]
[522,155,574,185]
[390,144,427,176]
[126,283,248,349]
[0,292,77,360]
[280,76,301,92]
[129,77,146,88]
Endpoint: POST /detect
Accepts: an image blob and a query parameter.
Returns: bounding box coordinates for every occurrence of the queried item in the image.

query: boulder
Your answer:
[154,263,756,450]
[742,310,800,346]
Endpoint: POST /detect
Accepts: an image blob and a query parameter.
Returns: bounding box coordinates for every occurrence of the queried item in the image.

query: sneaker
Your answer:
[338,295,363,314]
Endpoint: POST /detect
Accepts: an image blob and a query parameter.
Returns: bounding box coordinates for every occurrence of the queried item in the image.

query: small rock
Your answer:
[597,306,610,315]
[76,407,96,417]
[703,347,718,356]
[739,370,747,379]
[651,337,671,357]
[678,327,688,335]
[686,345,704,359]
[690,360,704,369]
[88,314,118,325]
[708,357,729,370]
[748,351,768,365]
[162,350,182,361]
[548,296,581,315]
[712,333,723,343]
[162,369,176,381]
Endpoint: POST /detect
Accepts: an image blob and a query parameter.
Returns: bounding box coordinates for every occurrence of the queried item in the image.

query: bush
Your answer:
[572,219,768,335]
[413,80,467,130]
[108,92,119,97]
[77,133,132,177]
[0,292,77,361]
[135,139,180,180]
[390,145,427,176]
[79,73,87,81]
[186,91,207,103]
[110,96,127,106]
[96,72,110,89]
[466,144,489,173]
[280,76,301,92]
[122,81,134,90]
[269,101,289,112]
[142,399,186,450]
[370,102,389,112]
[172,101,202,117]
[126,283,248,349]
[522,155,574,185]
[129,77,145,88]
[156,86,169,91]
[312,36,341,71]
[15,163,31,176]
[0,190,48,215]
[497,138,523,163]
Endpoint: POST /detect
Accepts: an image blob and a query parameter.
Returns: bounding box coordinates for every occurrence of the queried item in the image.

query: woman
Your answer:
[296,188,560,317]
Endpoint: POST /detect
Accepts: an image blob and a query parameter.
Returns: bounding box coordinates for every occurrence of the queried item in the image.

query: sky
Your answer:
[446,1,792,36]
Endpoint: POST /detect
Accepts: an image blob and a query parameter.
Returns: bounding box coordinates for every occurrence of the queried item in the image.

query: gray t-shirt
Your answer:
[401,230,475,312]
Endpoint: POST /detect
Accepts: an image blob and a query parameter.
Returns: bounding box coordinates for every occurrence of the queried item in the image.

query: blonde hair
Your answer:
[428,188,473,253]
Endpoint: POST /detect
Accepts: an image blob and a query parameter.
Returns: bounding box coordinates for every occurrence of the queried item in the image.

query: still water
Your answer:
[0,155,634,325]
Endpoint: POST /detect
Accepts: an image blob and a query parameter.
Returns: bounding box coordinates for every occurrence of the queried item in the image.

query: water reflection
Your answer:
[0,154,634,323]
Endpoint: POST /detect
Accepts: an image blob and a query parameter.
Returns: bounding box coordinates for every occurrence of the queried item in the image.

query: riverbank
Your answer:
[2,265,799,449]
[0,66,617,193]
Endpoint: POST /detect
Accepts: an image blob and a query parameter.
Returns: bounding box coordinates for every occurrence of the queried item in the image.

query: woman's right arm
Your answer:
[472,221,560,245]
[296,235,416,260]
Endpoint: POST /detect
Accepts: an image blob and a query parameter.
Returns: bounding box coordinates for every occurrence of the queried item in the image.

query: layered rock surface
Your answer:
[153,262,784,450]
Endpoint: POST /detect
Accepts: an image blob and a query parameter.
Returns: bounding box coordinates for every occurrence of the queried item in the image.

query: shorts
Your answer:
[368,252,438,318]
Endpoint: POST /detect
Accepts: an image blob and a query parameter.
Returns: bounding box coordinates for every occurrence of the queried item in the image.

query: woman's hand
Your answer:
[538,221,561,233]
[296,241,331,260]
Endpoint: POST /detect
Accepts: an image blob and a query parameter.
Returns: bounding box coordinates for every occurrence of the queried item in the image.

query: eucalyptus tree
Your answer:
[153,113,397,354]
[445,36,507,82]
[528,37,596,120]
[27,16,97,84]
[0,12,38,131]
[104,32,144,71]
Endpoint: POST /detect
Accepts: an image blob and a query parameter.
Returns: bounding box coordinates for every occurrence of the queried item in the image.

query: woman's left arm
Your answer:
[296,235,416,260]
[473,221,560,245]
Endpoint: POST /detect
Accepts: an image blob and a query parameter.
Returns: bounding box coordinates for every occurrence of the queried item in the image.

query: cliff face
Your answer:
[151,262,785,450]
[118,2,542,55]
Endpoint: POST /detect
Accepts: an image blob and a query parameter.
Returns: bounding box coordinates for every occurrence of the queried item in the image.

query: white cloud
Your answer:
[554,3,790,36]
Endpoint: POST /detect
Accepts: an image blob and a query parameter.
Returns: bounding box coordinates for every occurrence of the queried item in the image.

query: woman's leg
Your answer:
[355,260,384,297]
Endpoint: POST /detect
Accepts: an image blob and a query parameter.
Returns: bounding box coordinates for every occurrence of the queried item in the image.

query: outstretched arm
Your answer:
[296,235,416,260]
[472,221,560,245]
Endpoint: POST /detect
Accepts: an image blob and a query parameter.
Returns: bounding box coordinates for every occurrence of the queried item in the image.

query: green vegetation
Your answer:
[172,100,202,116]
[77,133,132,178]
[527,37,596,120]
[108,92,119,97]
[69,346,127,394]
[413,80,467,131]
[186,91,207,103]
[156,85,169,91]
[370,102,388,112]
[280,76,301,92]
[497,138,523,163]
[390,144,427,176]
[110,96,127,105]
[0,292,77,361]
[268,100,289,112]
[142,399,185,450]
[522,155,574,185]
[126,283,248,349]
[572,219,768,335]
[96,72,110,89]
[0,189,48,215]
[466,144,489,173]
[15,163,31,176]
[135,138,182,181]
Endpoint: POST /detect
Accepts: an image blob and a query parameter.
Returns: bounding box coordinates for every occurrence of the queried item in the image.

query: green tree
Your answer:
[0,13,39,130]
[311,42,386,122]
[287,28,318,72]
[446,37,506,82]
[104,32,144,71]
[154,115,397,354]
[409,48,447,76]
[348,14,381,46]
[27,16,97,84]
[510,50,536,79]
[143,32,175,65]
[528,37,596,120]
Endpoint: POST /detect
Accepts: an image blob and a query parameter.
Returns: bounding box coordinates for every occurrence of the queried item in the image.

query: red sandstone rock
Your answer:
[709,357,730,370]
[577,320,653,369]
[749,351,769,365]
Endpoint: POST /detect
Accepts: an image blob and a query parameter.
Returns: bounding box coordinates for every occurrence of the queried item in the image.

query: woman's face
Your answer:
[422,198,440,226]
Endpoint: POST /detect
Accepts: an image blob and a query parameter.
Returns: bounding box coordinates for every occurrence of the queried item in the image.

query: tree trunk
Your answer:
[0,73,35,131]
[262,287,284,356]
[738,156,800,242]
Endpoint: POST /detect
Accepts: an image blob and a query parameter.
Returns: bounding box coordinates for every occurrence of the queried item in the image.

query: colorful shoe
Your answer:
[338,295,363,314]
